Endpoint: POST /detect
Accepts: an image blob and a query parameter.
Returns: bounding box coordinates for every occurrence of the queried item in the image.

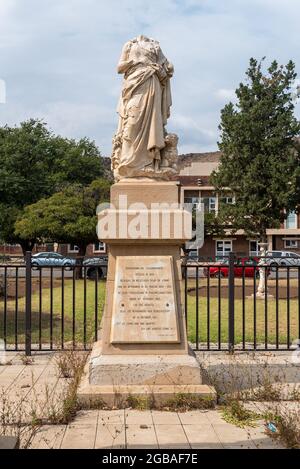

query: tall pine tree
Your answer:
[212,58,300,246]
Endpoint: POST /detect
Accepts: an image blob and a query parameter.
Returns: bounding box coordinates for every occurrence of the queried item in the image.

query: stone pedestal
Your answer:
[78,180,216,407]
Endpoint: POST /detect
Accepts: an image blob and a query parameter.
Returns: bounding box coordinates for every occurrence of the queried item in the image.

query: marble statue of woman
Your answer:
[111,35,178,181]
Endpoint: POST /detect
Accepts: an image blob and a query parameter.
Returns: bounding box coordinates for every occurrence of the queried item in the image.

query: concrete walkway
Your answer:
[29,408,284,449]
[0,352,285,449]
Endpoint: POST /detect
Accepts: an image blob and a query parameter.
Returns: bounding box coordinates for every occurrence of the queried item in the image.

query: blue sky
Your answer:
[0,0,300,156]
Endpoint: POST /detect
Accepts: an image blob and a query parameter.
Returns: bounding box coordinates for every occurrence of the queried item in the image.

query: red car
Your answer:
[203,257,270,278]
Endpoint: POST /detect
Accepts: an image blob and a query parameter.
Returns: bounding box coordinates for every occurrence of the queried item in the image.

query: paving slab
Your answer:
[60,423,97,449]
[70,410,99,426]
[155,424,190,449]
[151,410,180,424]
[212,423,255,448]
[29,425,66,449]
[223,444,256,449]
[205,409,228,424]
[178,410,211,425]
[98,409,125,425]
[183,424,222,449]
[125,409,153,425]
[126,424,158,449]
[0,365,24,376]
[0,436,19,449]
[95,423,126,449]
[246,425,284,449]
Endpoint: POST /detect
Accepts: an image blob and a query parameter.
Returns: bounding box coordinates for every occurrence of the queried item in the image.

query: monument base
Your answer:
[248,293,274,300]
[77,179,217,408]
[77,341,216,408]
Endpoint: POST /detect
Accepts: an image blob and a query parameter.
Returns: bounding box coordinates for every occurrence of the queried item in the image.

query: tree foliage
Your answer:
[211,58,300,241]
[15,179,111,256]
[0,119,105,251]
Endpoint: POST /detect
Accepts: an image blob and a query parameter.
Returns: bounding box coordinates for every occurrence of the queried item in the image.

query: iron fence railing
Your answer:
[183,252,300,351]
[0,252,107,354]
[1,251,300,354]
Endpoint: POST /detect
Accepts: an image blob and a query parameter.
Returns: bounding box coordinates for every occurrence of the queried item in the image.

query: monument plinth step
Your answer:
[77,342,217,408]
[89,342,203,386]
[77,380,217,409]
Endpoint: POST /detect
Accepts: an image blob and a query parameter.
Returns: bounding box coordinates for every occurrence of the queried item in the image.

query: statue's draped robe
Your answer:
[113,38,172,177]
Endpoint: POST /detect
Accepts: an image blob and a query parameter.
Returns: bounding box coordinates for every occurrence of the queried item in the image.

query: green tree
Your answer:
[211,58,300,293]
[15,179,111,257]
[212,58,300,241]
[0,119,105,253]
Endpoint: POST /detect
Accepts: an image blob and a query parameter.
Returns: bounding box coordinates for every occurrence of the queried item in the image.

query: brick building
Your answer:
[177,151,300,258]
[0,241,107,258]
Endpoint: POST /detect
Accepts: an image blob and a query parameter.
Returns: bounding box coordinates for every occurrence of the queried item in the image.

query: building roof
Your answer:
[176,151,221,183]
[176,175,212,187]
[177,151,221,169]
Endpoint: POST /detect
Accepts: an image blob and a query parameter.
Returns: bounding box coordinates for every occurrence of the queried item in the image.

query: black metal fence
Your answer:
[0,252,107,355]
[183,252,300,351]
[1,251,299,354]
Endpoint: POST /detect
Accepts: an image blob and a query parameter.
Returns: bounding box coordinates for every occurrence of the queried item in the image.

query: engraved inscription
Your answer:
[110,256,180,343]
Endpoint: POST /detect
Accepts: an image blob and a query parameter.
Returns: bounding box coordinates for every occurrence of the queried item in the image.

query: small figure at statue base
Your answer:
[113,132,179,182]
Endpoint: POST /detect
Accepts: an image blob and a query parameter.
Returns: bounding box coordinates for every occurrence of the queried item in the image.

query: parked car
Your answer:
[0,255,12,264]
[83,256,108,279]
[266,251,300,268]
[203,257,270,278]
[185,250,199,263]
[31,252,76,269]
[181,251,199,278]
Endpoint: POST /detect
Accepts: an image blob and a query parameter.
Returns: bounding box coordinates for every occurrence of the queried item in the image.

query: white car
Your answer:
[266,250,300,268]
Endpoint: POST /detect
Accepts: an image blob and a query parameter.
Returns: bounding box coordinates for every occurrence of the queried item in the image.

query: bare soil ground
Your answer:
[188,281,299,299]
[3,278,62,299]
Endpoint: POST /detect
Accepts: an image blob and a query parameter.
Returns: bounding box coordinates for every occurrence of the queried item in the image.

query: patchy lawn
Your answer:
[0,277,299,347]
[1,279,106,347]
[186,277,299,346]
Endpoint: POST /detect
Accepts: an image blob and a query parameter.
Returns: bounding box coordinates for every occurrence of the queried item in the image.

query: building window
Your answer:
[94,241,106,253]
[184,190,201,210]
[220,196,235,205]
[68,244,79,253]
[284,239,298,249]
[285,212,297,229]
[249,240,259,257]
[184,196,201,210]
[202,197,216,213]
[216,240,232,258]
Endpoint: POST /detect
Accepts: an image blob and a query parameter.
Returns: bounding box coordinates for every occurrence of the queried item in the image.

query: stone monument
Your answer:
[78,35,215,406]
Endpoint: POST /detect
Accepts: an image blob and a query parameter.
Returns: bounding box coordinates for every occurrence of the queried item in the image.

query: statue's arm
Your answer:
[166,61,174,77]
[158,48,174,78]
[117,42,134,74]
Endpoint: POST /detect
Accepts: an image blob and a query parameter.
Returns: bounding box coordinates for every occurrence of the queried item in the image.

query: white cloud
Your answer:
[0,79,6,104]
[215,89,236,102]
[0,0,300,156]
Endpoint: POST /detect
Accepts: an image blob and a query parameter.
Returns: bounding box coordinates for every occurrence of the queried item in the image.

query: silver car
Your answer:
[83,256,108,279]
[266,250,300,268]
[31,252,76,269]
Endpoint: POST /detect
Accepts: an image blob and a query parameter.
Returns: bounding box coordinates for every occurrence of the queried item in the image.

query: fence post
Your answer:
[25,251,32,356]
[228,251,235,353]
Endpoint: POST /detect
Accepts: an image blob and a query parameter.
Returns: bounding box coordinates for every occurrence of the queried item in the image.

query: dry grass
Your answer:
[0,351,88,447]
[0,386,41,448]
[46,351,87,424]
[265,406,300,449]
[204,353,300,447]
